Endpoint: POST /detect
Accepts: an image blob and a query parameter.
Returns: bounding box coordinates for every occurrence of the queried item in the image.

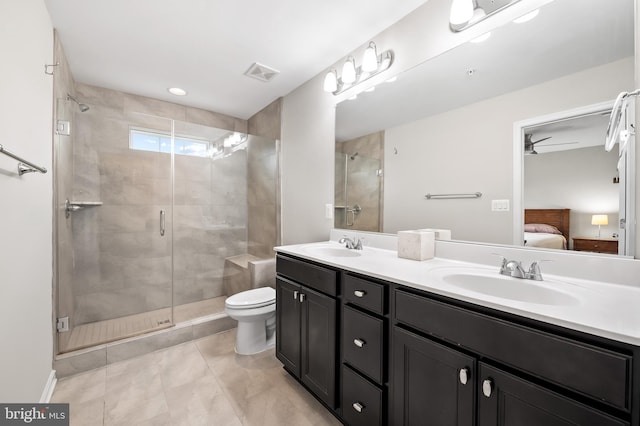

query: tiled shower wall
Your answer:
[68,82,252,325]
[335,131,384,232]
[248,98,282,258]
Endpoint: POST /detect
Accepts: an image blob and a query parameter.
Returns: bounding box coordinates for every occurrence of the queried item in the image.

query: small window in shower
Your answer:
[129,128,210,158]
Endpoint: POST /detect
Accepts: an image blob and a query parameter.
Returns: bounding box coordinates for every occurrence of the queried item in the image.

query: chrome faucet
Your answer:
[339,236,363,250]
[497,256,544,281]
[500,259,526,278]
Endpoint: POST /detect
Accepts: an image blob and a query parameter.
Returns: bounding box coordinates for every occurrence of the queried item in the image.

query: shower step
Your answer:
[54,312,235,378]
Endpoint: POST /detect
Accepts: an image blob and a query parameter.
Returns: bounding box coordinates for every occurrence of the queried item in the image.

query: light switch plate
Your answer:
[325,203,334,219]
[491,199,510,211]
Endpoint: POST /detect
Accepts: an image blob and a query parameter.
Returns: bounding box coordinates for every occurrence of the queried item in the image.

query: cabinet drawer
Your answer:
[343,305,384,384]
[343,274,386,315]
[395,290,632,410]
[342,365,383,426]
[276,254,337,296]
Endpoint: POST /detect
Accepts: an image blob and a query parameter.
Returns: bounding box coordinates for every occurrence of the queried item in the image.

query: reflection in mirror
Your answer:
[334,0,634,257]
[335,132,383,231]
[522,110,622,253]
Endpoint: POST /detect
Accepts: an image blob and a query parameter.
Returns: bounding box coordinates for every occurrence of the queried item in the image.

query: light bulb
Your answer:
[450,0,474,26]
[362,42,378,72]
[342,57,357,84]
[323,69,337,93]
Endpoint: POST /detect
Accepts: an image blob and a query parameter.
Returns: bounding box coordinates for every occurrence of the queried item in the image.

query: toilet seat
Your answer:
[225,287,275,309]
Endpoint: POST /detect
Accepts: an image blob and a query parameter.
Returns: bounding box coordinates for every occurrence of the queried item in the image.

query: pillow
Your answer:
[524,223,562,235]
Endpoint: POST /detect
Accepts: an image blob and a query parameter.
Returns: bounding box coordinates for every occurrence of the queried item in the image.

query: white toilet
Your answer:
[225,286,276,355]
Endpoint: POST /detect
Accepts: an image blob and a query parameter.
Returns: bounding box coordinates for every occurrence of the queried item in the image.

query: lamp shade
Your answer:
[362,42,378,72]
[341,57,357,84]
[323,69,337,93]
[591,214,609,226]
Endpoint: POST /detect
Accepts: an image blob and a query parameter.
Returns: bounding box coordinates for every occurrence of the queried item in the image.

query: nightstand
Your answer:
[572,237,619,254]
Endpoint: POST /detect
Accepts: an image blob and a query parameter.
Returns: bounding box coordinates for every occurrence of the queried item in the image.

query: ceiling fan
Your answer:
[524,133,578,155]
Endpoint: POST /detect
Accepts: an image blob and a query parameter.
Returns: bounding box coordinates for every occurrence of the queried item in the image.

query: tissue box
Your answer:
[398,230,435,261]
[417,228,452,241]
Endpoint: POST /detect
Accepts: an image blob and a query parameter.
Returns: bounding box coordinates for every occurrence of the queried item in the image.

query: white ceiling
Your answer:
[43,0,428,120]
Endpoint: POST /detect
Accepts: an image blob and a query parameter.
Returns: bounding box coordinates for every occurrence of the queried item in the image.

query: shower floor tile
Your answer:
[59,296,226,353]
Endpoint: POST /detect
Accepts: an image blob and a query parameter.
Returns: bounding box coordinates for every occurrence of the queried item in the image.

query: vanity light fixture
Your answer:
[450,0,522,32]
[323,41,394,96]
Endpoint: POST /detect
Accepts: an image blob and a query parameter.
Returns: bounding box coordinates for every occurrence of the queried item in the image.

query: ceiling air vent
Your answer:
[244,62,279,82]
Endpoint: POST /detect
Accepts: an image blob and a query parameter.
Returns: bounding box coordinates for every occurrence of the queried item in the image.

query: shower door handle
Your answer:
[160,210,166,236]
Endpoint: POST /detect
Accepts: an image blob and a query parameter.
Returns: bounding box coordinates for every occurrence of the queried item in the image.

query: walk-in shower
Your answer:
[53,85,279,355]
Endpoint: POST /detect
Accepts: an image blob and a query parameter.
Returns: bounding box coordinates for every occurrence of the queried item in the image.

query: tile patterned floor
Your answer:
[59,297,227,353]
[51,329,342,425]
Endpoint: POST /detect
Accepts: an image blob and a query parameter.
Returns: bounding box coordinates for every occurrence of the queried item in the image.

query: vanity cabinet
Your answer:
[393,288,632,426]
[275,255,338,409]
[275,253,637,426]
[341,274,388,426]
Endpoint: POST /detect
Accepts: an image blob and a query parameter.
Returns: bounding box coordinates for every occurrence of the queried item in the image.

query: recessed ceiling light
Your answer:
[168,87,187,96]
[513,9,539,24]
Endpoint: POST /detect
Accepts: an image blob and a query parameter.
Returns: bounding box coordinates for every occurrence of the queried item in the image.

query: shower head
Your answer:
[67,93,90,112]
[350,152,358,160]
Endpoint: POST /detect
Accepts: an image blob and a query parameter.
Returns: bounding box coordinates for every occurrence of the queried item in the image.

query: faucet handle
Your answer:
[491,253,508,271]
[526,260,551,281]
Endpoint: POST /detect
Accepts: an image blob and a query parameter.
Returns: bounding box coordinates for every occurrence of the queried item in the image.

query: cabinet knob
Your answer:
[354,290,366,298]
[459,368,469,385]
[293,290,299,300]
[299,293,306,302]
[482,379,493,398]
[353,338,366,348]
[352,402,365,413]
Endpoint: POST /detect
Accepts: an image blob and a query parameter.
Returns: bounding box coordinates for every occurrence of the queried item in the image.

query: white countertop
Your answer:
[275,241,640,346]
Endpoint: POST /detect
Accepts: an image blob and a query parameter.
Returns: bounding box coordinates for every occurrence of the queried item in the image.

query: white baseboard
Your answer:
[39,370,57,403]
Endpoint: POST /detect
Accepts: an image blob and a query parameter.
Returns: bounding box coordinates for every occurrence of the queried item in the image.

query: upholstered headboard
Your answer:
[524,209,571,241]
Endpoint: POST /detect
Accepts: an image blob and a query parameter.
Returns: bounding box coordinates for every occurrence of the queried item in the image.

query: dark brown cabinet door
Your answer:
[477,363,628,426]
[301,286,337,408]
[393,327,475,426]
[276,277,301,376]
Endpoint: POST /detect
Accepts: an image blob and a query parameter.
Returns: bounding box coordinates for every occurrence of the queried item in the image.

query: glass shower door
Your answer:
[56,107,174,353]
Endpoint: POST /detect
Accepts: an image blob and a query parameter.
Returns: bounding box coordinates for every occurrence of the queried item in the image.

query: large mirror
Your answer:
[335,0,635,256]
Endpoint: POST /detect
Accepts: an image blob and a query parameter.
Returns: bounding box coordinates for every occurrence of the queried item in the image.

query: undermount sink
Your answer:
[302,245,362,258]
[436,269,580,306]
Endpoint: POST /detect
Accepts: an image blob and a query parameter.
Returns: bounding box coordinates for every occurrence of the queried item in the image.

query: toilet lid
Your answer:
[225,287,276,309]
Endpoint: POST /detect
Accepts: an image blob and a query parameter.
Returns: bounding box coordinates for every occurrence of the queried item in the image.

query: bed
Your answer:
[524,209,570,250]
